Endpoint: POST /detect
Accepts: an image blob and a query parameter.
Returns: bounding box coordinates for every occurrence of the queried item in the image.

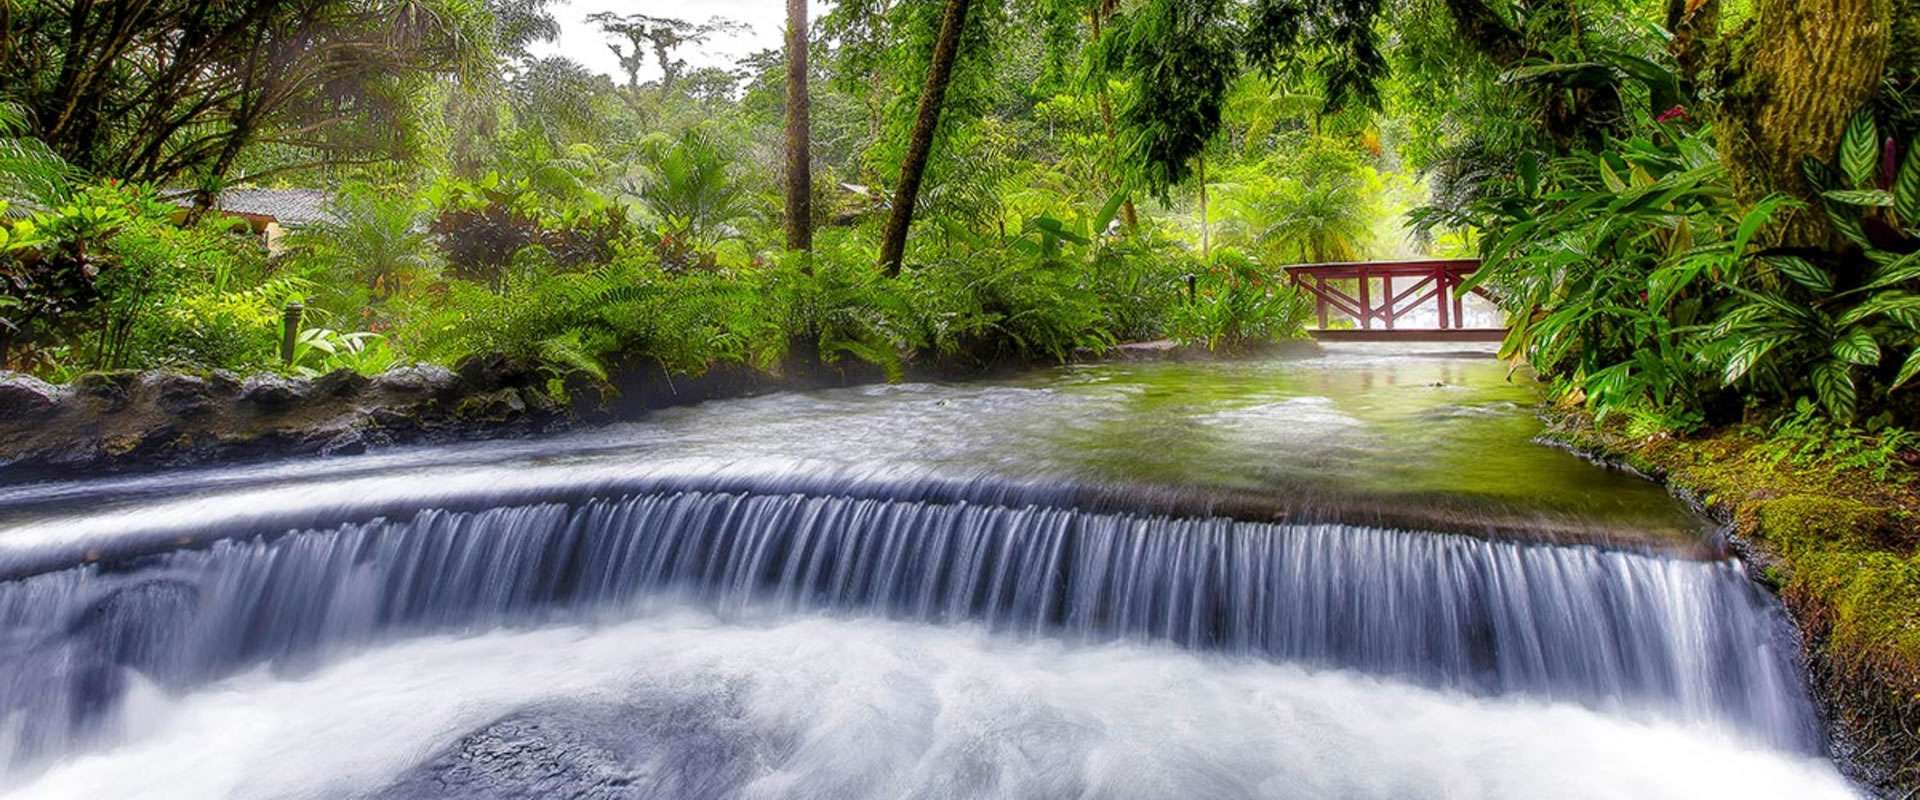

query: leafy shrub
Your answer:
[427,170,631,287]
[631,130,760,272]
[1165,250,1313,351]
[1755,400,1918,483]
[1703,115,1920,422]
[905,215,1119,364]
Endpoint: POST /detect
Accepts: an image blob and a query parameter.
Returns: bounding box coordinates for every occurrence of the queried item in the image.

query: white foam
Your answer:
[4,610,1857,800]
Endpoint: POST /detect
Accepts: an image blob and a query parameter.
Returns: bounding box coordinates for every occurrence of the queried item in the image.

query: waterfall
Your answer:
[0,483,1818,769]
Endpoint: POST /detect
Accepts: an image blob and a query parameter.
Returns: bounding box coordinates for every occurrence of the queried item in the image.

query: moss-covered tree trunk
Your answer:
[784,0,813,253]
[879,0,974,276]
[1715,0,1894,243]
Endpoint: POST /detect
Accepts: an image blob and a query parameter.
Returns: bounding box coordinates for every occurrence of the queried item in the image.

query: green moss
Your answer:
[1755,496,1920,695]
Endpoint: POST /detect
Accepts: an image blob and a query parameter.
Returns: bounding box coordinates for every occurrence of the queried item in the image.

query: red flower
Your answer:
[1655,106,1688,124]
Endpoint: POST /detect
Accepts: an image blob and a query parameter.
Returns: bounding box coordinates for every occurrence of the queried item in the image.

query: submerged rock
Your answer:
[371,697,768,800]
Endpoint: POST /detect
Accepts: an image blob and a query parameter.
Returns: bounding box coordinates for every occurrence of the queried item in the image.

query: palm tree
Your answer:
[634,131,756,269]
[285,185,440,300]
[0,102,78,213]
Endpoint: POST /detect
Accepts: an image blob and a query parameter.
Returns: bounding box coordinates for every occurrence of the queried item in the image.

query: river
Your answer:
[0,343,1859,798]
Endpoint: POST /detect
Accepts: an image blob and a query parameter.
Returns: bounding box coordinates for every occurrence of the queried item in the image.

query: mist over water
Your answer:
[0,345,1861,797]
[7,613,1858,800]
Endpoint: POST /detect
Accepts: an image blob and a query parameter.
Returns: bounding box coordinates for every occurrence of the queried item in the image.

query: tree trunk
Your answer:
[1090,2,1137,230]
[1198,155,1210,261]
[784,0,813,253]
[878,0,973,276]
[1715,0,1893,244]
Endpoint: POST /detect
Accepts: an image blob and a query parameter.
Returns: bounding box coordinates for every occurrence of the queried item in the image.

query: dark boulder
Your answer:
[456,353,544,391]
[71,371,138,409]
[0,373,64,417]
[371,364,460,401]
[456,388,528,423]
[138,373,218,417]
[239,375,308,409]
[311,368,370,399]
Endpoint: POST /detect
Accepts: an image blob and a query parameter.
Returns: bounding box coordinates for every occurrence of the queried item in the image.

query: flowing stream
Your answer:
[0,344,1860,798]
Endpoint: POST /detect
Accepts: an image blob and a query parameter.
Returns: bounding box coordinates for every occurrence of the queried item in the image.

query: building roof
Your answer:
[166,188,335,227]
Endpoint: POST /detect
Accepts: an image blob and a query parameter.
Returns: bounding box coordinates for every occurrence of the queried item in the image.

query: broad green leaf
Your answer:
[1722,333,1791,384]
[1861,251,1920,292]
[1821,189,1894,207]
[1732,195,1799,259]
[1898,146,1920,226]
[1895,349,1920,390]
[1093,189,1129,234]
[1840,114,1879,188]
[1811,359,1858,422]
[1767,255,1833,293]
[1826,202,1873,249]
[1831,327,1881,365]
[1802,156,1839,193]
[1839,291,1920,325]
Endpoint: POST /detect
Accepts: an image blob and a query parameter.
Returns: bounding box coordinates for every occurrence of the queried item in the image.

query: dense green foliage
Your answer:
[0,0,1915,453]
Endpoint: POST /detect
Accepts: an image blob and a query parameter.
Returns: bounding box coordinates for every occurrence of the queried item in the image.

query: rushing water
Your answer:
[0,345,1860,798]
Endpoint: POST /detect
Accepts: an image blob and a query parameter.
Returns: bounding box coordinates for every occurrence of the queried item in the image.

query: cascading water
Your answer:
[0,347,1861,798]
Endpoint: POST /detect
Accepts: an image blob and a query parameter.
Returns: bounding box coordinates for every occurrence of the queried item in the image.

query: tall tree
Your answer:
[878,0,975,275]
[587,12,747,96]
[785,0,814,252]
[0,0,488,192]
[1087,0,1138,229]
[1713,0,1895,244]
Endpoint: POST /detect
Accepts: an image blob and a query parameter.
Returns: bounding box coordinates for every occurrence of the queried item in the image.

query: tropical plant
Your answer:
[631,130,758,271]
[0,102,79,212]
[1443,121,1738,424]
[1704,114,1920,422]
[284,185,441,305]
[288,327,401,377]
[1166,249,1313,351]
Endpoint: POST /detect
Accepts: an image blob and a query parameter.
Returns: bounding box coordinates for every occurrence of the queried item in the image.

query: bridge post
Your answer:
[1382,274,1394,330]
[1357,267,1371,329]
[1437,267,1451,329]
[1314,275,1329,328]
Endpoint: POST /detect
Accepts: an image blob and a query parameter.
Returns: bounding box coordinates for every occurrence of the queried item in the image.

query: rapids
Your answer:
[0,344,1862,798]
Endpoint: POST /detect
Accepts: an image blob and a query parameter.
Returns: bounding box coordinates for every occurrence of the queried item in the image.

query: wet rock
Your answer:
[318,425,392,457]
[456,353,542,391]
[239,375,307,409]
[371,698,764,800]
[371,364,459,400]
[71,372,138,409]
[139,373,216,417]
[310,368,370,399]
[457,388,528,422]
[0,373,63,417]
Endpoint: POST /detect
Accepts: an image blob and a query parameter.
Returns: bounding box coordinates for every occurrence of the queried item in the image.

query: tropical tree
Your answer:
[786,0,814,252]
[879,0,977,274]
[0,0,493,195]
[285,185,441,304]
[633,131,758,270]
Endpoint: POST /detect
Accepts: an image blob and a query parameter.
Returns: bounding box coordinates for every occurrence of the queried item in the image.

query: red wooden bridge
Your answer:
[1282,259,1504,342]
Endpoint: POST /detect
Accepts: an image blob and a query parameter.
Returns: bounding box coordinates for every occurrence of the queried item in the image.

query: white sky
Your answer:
[531,1,831,83]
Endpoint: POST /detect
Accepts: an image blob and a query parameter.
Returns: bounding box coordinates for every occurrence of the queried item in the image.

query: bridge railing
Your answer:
[1280,259,1496,336]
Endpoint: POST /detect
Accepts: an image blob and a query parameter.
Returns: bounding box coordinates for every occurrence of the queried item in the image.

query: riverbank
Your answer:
[0,340,1322,479]
[1541,412,1920,796]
